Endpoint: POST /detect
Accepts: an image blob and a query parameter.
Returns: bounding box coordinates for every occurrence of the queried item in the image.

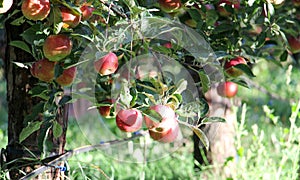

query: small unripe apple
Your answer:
[60,6,81,28]
[116,109,143,132]
[94,52,118,76]
[55,66,77,86]
[217,0,240,17]
[216,81,238,98]
[224,56,247,77]
[43,34,73,62]
[293,0,300,7]
[144,105,179,143]
[80,4,94,20]
[21,0,50,21]
[158,0,182,13]
[288,36,300,54]
[0,0,13,14]
[30,58,55,82]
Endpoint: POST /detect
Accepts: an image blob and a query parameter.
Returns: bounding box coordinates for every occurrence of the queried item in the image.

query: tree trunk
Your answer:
[3,3,68,179]
[194,85,238,177]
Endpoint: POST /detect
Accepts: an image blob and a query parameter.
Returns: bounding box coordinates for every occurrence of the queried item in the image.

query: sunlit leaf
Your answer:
[19,121,43,142]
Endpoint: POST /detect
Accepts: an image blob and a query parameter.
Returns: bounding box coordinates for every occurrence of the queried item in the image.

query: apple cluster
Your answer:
[21,0,95,86]
[115,104,180,143]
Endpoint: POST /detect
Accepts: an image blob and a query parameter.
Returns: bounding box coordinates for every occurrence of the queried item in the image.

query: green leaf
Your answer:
[53,121,63,138]
[24,102,45,123]
[192,126,209,150]
[19,121,43,142]
[10,16,26,26]
[54,63,64,78]
[58,95,72,105]
[21,24,47,45]
[198,71,210,93]
[280,50,288,62]
[233,64,256,77]
[9,41,31,55]
[143,109,163,123]
[201,117,226,124]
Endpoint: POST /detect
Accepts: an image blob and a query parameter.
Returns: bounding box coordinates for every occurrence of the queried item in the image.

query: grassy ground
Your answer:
[0,60,299,179]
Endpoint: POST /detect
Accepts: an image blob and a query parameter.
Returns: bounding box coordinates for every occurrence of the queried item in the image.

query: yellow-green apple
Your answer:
[55,66,77,86]
[116,109,143,132]
[94,52,118,76]
[43,34,72,62]
[217,0,240,17]
[60,6,81,28]
[144,105,179,143]
[216,81,238,98]
[224,56,247,77]
[288,36,300,54]
[21,0,50,20]
[158,0,182,13]
[30,58,55,82]
[0,0,13,14]
[80,3,94,20]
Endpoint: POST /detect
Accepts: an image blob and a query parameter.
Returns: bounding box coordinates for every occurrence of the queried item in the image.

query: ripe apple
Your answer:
[293,0,300,6]
[60,6,81,28]
[224,56,247,77]
[144,105,179,143]
[21,0,50,21]
[116,109,143,132]
[0,0,13,14]
[288,36,300,54]
[55,66,77,86]
[80,4,95,20]
[216,81,238,98]
[97,99,114,117]
[158,0,182,13]
[163,42,172,49]
[43,34,73,62]
[217,0,240,17]
[30,58,55,82]
[94,52,118,76]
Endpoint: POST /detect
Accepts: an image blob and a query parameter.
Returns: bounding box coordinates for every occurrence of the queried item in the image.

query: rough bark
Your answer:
[3,3,68,179]
[194,85,238,177]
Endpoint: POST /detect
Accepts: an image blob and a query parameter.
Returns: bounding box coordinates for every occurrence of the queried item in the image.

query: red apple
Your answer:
[94,52,118,76]
[80,4,95,20]
[293,0,300,6]
[43,34,73,62]
[30,58,55,82]
[217,0,240,17]
[216,81,238,98]
[288,36,300,54]
[116,109,143,132]
[158,0,182,13]
[21,0,50,21]
[148,118,179,143]
[0,0,13,14]
[144,105,179,143]
[55,66,77,86]
[224,56,247,77]
[97,99,114,117]
[163,42,172,49]
[60,6,81,28]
